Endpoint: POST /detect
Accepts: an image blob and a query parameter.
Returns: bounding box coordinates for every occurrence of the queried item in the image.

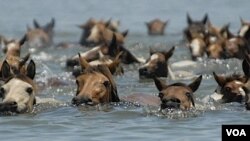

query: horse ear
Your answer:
[188,75,202,92]
[107,51,123,75]
[202,13,208,24]
[78,53,90,70]
[109,33,117,47]
[26,60,36,79]
[240,17,246,25]
[19,53,30,69]
[207,18,212,28]
[164,46,175,60]
[243,53,250,77]
[213,72,226,87]
[163,20,168,27]
[108,34,119,56]
[1,60,11,79]
[19,34,27,46]
[33,19,40,28]
[105,18,111,27]
[186,92,195,107]
[220,23,230,33]
[27,25,32,31]
[0,35,7,49]
[122,30,129,37]
[50,18,55,28]
[220,24,234,39]
[149,47,156,55]
[187,13,193,25]
[153,77,167,91]
[145,22,150,27]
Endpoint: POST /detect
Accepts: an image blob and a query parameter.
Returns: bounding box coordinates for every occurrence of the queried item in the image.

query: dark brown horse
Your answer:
[183,13,208,41]
[139,46,175,78]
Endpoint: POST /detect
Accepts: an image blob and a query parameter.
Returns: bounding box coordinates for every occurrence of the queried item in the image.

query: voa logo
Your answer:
[226,129,246,136]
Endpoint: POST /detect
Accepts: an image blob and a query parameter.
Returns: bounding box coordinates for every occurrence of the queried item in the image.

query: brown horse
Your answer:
[26,18,55,48]
[183,13,208,41]
[154,75,202,110]
[0,35,30,79]
[0,59,36,113]
[78,18,120,46]
[139,46,175,78]
[145,19,168,35]
[86,22,128,45]
[212,72,248,103]
[224,35,250,59]
[71,55,120,106]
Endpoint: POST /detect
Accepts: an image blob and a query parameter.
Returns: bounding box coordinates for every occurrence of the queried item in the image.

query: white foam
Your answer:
[171,60,197,68]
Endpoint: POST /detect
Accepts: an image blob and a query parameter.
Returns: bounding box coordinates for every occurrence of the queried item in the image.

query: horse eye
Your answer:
[103,81,110,87]
[158,92,164,99]
[224,87,231,92]
[26,87,33,95]
[186,92,192,98]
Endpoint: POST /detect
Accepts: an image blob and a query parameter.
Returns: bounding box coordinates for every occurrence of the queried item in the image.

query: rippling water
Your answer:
[1,0,250,141]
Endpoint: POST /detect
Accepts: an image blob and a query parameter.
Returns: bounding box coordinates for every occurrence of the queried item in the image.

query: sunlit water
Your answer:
[1,0,250,141]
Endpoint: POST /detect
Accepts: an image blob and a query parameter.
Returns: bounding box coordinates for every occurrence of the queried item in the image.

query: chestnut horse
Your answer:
[71,55,120,106]
[154,75,202,110]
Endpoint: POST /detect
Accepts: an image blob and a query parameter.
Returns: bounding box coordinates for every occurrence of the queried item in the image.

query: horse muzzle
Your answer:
[0,101,18,113]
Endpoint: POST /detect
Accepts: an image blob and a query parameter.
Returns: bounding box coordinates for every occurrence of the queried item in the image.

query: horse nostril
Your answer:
[72,96,93,106]
[139,68,148,74]
[83,98,93,105]
[161,98,180,109]
[162,99,168,104]
[10,102,17,106]
[71,97,80,105]
[170,98,181,103]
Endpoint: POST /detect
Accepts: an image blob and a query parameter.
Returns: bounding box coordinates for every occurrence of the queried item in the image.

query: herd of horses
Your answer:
[0,13,250,115]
